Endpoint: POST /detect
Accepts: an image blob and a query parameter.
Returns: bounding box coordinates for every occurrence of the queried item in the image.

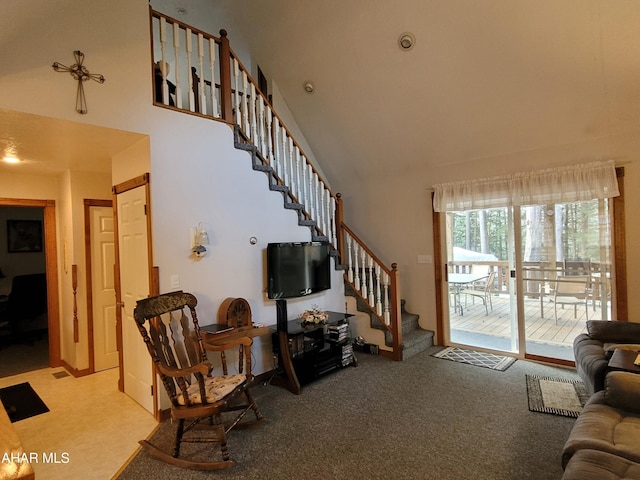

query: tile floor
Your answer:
[0,366,158,479]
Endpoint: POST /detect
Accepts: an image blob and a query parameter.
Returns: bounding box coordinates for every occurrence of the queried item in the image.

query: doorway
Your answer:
[444,199,614,361]
[0,200,60,376]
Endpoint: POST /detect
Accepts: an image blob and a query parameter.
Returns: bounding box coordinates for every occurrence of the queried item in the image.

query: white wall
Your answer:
[0,0,347,375]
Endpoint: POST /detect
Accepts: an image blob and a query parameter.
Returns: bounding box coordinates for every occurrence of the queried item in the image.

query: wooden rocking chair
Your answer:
[133,291,265,470]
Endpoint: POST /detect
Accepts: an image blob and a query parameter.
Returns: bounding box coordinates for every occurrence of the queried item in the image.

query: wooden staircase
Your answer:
[344,282,433,361]
[150,9,434,361]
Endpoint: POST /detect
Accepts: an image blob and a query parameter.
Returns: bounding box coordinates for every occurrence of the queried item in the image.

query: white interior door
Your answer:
[117,186,153,413]
[91,206,118,372]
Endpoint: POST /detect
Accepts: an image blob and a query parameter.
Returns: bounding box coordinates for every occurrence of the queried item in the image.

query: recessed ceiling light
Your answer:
[3,156,21,164]
[303,81,315,94]
[398,32,415,51]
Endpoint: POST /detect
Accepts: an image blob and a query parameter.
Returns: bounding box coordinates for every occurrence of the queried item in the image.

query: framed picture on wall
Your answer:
[7,220,43,253]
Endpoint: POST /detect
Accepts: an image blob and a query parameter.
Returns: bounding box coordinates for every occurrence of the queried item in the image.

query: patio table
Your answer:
[449,273,489,316]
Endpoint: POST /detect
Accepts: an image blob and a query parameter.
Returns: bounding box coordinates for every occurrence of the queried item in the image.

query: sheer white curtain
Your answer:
[432,160,619,212]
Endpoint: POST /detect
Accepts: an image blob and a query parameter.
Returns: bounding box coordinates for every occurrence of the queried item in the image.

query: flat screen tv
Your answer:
[267,242,331,299]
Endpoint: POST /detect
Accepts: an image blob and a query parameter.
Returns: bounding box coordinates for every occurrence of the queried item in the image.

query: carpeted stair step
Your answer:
[344,280,434,360]
[401,329,434,361]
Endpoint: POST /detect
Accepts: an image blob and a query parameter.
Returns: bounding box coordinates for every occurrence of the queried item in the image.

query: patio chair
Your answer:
[550,275,589,324]
[462,271,495,315]
[133,291,265,470]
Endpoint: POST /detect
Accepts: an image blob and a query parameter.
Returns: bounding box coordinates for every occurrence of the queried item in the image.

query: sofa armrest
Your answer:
[604,371,640,413]
[587,320,640,343]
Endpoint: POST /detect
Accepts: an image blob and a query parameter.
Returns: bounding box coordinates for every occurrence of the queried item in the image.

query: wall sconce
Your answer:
[191,223,210,258]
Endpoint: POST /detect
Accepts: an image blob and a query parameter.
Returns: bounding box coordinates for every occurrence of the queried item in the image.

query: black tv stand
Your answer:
[272,303,356,395]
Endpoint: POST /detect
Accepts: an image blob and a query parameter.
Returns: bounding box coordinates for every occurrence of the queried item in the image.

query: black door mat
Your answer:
[0,382,49,422]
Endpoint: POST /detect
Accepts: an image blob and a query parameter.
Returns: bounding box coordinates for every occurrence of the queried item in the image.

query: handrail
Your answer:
[149,8,403,360]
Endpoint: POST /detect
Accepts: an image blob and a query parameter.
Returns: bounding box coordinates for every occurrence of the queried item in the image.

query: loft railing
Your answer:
[150,8,402,360]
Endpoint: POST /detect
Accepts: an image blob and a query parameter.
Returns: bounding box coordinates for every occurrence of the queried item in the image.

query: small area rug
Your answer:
[526,375,589,418]
[431,346,516,371]
[0,382,49,422]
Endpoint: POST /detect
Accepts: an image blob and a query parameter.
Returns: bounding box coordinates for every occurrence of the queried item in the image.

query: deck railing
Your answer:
[449,260,611,298]
[150,8,403,360]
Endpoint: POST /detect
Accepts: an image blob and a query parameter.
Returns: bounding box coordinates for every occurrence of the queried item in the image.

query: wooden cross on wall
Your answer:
[52,50,105,114]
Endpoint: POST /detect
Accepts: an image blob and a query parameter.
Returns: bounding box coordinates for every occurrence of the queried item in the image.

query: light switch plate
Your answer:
[417,255,432,264]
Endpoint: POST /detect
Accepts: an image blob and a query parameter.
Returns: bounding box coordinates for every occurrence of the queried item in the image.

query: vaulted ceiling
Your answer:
[161,0,640,189]
[3,1,639,188]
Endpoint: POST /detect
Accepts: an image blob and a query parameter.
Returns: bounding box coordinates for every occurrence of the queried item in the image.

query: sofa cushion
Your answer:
[574,334,610,394]
[562,392,640,468]
[587,321,640,343]
[604,372,640,414]
[563,449,640,480]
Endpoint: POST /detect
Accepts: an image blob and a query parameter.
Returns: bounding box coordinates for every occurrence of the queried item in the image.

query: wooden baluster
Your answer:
[375,264,382,315]
[335,193,345,262]
[218,29,233,123]
[233,59,241,127]
[330,195,337,248]
[346,234,354,283]
[266,108,273,165]
[321,188,328,239]
[353,242,361,291]
[312,173,319,225]
[174,22,184,108]
[318,184,325,236]
[208,38,218,117]
[281,130,289,186]
[361,248,368,299]
[258,98,266,157]
[300,158,308,215]
[197,34,206,114]
[250,84,258,143]
[383,271,391,325]
[185,27,193,110]
[361,251,368,299]
[294,146,302,202]
[242,71,249,134]
[159,18,169,105]
[287,136,294,194]
[368,256,375,306]
[273,117,281,178]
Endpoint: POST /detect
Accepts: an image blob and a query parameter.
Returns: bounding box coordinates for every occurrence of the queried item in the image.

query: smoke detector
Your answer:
[398,32,415,51]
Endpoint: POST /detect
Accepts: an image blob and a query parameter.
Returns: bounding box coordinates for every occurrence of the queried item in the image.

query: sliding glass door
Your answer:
[520,200,612,360]
[447,207,518,352]
[445,199,614,361]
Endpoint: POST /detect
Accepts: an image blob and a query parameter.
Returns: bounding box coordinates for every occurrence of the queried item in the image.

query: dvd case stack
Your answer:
[340,342,354,366]
[327,322,349,342]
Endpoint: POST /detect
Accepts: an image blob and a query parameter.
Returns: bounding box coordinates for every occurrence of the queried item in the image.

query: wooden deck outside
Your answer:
[449,292,609,349]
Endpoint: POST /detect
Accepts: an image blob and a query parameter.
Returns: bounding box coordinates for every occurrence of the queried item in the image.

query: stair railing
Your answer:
[337,211,402,360]
[150,8,402,359]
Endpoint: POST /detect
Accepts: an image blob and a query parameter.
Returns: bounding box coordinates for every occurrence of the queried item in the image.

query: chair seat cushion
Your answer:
[177,374,246,405]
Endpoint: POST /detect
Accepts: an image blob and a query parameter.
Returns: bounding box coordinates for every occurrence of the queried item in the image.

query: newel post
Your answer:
[389,263,403,361]
[218,29,234,123]
[335,193,345,263]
